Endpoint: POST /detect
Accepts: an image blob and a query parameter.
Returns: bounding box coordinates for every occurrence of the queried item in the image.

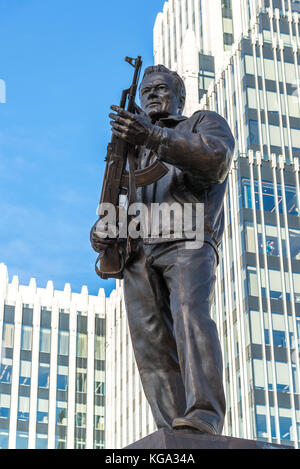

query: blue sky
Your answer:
[0,0,166,297]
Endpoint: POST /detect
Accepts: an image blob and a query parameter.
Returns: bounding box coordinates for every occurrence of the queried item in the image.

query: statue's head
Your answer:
[139,65,186,123]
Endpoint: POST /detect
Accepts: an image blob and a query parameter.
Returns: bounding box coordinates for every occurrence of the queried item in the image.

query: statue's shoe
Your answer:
[172,417,218,435]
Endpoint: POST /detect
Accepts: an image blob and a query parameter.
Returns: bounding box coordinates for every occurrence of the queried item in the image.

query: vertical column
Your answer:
[293,12,299,48]
[169,0,176,68]
[234,48,247,155]
[127,320,134,444]
[259,36,272,159]
[270,11,287,159]
[175,0,183,73]
[47,303,59,449]
[194,0,201,51]
[278,157,299,447]
[257,152,281,444]
[252,33,264,155]
[121,302,127,448]
[249,150,273,442]
[28,299,41,448]
[230,159,252,439]
[0,291,4,366]
[104,296,114,449]
[86,306,95,449]
[277,36,293,161]
[222,181,239,436]
[67,305,77,449]
[8,295,22,449]
[163,4,170,68]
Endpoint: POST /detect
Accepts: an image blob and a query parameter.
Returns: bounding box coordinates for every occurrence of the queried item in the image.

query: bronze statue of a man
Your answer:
[91,64,235,435]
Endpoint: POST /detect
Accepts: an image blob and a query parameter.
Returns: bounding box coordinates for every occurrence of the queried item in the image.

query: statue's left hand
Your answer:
[109,105,153,146]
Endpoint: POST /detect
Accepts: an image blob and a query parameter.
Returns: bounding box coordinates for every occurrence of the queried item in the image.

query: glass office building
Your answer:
[156,0,300,448]
[0,263,106,449]
[106,0,300,449]
[105,282,156,449]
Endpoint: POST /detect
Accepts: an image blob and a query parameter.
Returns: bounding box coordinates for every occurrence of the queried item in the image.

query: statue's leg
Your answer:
[123,241,186,430]
[161,241,226,435]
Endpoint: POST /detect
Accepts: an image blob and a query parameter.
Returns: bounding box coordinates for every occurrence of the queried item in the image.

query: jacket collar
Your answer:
[156,114,188,128]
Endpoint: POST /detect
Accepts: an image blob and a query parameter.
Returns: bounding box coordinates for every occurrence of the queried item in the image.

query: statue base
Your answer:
[125,428,290,450]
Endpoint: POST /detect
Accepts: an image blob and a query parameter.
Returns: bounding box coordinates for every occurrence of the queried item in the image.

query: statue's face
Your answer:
[139,72,183,122]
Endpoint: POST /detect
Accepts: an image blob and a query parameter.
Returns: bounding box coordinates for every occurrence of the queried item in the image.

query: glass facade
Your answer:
[144,0,300,451]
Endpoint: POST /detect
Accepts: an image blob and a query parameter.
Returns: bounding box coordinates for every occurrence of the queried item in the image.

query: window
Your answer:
[3,305,15,323]
[17,396,30,421]
[279,416,293,440]
[75,412,86,428]
[247,266,259,296]
[199,72,215,93]
[264,58,276,81]
[269,125,282,147]
[39,328,51,353]
[263,30,272,43]
[256,407,276,439]
[58,330,69,355]
[38,363,50,388]
[76,333,87,358]
[95,370,105,395]
[0,431,9,449]
[76,369,87,393]
[285,62,296,84]
[0,358,12,384]
[267,91,280,113]
[249,120,259,145]
[21,325,32,351]
[95,335,105,360]
[55,435,67,450]
[291,128,300,151]
[74,439,85,449]
[56,401,67,425]
[280,33,292,47]
[241,178,298,216]
[2,323,14,348]
[37,398,48,423]
[95,381,105,396]
[265,329,292,348]
[0,394,10,418]
[94,413,105,431]
[223,32,233,47]
[57,365,68,391]
[247,88,257,108]
[245,222,288,258]
[285,186,298,216]
[16,432,28,450]
[245,55,255,75]
[223,17,233,34]
[36,434,48,449]
[287,94,300,118]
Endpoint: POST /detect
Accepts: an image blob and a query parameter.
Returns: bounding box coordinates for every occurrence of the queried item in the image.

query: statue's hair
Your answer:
[140,64,186,104]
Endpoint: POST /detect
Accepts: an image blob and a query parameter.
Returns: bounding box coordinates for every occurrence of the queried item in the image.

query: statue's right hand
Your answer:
[90,221,115,253]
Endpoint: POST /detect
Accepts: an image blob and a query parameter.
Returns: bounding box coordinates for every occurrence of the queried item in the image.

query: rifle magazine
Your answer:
[95,243,125,280]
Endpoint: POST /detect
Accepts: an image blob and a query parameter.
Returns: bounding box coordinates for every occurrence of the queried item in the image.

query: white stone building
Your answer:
[0,263,106,449]
[105,0,300,449]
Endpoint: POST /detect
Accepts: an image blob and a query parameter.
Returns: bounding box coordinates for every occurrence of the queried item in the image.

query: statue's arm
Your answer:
[147,111,235,186]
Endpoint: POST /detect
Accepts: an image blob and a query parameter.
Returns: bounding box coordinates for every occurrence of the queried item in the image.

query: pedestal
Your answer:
[125,428,290,450]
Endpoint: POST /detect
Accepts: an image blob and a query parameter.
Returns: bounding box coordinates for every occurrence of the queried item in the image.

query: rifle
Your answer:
[93,56,169,280]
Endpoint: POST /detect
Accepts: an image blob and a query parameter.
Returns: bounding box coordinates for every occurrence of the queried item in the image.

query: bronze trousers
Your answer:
[123,240,226,434]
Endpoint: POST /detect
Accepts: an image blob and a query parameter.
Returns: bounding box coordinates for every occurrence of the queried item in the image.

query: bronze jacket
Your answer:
[136,110,235,259]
